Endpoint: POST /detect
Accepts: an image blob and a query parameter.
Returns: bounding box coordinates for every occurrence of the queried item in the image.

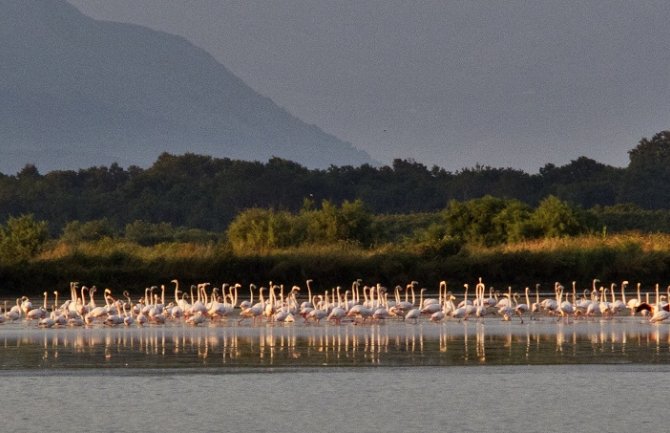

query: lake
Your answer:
[0,317,667,432]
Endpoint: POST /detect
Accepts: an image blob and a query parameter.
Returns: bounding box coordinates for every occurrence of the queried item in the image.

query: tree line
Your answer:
[0,130,669,239]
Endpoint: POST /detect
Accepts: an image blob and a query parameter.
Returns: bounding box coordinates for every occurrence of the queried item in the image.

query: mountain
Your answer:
[0,0,375,174]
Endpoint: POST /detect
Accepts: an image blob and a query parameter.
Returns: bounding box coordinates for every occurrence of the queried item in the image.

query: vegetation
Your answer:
[0,130,667,235]
[0,214,49,264]
[3,229,670,297]
[2,130,670,295]
[227,199,373,253]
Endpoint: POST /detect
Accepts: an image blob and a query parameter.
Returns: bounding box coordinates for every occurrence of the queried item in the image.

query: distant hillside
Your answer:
[0,0,375,174]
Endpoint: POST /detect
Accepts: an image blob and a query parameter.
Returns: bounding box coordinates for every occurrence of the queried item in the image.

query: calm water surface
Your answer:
[1,318,668,432]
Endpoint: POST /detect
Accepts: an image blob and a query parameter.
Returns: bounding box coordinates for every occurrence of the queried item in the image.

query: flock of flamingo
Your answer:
[1,278,669,329]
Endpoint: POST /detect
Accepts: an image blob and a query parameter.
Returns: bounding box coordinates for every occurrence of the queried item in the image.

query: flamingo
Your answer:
[609,283,626,315]
[649,284,670,323]
[104,301,125,326]
[346,303,372,322]
[404,287,425,324]
[67,314,85,327]
[451,304,468,322]
[38,313,56,328]
[328,305,347,324]
[514,287,530,322]
[404,308,420,324]
[474,282,488,318]
[20,296,33,315]
[422,281,440,307]
[574,287,592,319]
[274,309,294,323]
[208,287,234,320]
[482,285,497,309]
[327,288,347,324]
[26,292,48,320]
[661,286,670,312]
[395,284,414,313]
[263,285,278,321]
[584,287,599,319]
[540,283,559,314]
[498,287,515,322]
[307,295,328,324]
[186,311,207,326]
[373,304,390,321]
[286,286,301,314]
[299,279,315,311]
[239,284,255,310]
[76,285,90,316]
[122,302,135,326]
[627,283,642,315]
[173,280,190,314]
[458,284,473,309]
[87,287,108,320]
[221,283,239,311]
[53,300,68,326]
[7,298,22,321]
[430,289,452,323]
[67,282,80,316]
[238,301,263,324]
[136,307,148,326]
[557,285,574,323]
[451,285,470,322]
[429,308,445,323]
[530,284,542,319]
[188,284,208,316]
[598,286,611,318]
[422,283,445,315]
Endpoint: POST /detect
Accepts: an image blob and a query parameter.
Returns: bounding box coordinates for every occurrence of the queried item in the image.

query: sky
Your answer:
[66,0,670,173]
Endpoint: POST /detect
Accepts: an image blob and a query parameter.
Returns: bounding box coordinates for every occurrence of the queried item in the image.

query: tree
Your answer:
[443,196,513,246]
[0,214,49,263]
[620,131,670,208]
[304,200,339,243]
[226,208,295,253]
[539,157,622,207]
[300,199,374,245]
[530,196,586,238]
[336,199,374,245]
[491,200,534,243]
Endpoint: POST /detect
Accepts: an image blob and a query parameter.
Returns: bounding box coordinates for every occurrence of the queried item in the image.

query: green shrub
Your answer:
[0,214,49,263]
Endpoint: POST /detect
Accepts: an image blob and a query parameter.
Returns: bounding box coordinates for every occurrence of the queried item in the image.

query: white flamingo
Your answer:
[650,284,670,323]
[514,287,530,322]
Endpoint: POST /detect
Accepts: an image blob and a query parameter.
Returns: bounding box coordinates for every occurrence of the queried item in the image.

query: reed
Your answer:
[5,232,670,297]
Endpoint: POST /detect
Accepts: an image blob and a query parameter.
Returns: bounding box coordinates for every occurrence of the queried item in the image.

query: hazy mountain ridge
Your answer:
[0,0,375,174]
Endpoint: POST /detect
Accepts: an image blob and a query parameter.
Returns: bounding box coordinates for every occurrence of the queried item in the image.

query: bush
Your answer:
[0,214,49,263]
[124,220,177,246]
[61,219,117,243]
[530,195,588,238]
[227,208,295,253]
[442,196,533,246]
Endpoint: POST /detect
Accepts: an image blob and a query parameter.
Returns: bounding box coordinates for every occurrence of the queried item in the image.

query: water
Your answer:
[1,319,669,368]
[1,318,668,432]
[1,365,667,433]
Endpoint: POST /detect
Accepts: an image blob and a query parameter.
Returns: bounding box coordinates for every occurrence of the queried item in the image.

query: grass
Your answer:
[478,232,670,254]
[5,232,670,297]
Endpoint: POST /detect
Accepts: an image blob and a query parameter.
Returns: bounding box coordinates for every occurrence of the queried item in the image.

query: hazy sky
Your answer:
[67,0,669,173]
